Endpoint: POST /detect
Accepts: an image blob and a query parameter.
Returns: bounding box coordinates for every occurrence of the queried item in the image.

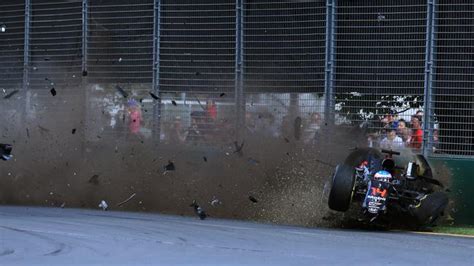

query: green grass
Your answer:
[432,226,474,236]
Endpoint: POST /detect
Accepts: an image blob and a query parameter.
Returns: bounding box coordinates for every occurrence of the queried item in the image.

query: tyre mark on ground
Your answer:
[0,226,71,257]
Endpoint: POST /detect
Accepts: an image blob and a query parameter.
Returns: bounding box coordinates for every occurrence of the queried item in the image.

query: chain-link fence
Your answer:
[334,0,427,151]
[0,1,24,90]
[432,0,474,157]
[0,0,473,158]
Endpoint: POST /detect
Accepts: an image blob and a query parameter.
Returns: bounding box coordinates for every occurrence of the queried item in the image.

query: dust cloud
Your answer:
[0,87,453,229]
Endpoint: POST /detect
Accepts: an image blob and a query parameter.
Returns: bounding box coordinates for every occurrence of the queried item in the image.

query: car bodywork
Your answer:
[328,148,448,227]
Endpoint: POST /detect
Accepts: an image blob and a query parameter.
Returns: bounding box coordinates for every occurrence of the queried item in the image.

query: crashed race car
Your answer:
[328,148,448,227]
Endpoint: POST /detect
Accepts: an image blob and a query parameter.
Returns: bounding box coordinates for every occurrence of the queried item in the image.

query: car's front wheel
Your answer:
[328,164,356,212]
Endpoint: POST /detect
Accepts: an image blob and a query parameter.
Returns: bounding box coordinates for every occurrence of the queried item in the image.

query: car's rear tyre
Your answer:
[413,192,448,226]
[328,164,356,212]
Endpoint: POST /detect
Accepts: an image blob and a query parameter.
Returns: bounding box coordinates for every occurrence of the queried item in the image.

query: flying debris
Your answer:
[233,141,244,155]
[117,193,136,207]
[72,128,76,134]
[115,85,128,98]
[190,200,207,220]
[164,161,175,171]
[171,100,177,106]
[0,144,13,161]
[219,93,226,97]
[3,90,19,99]
[209,196,222,207]
[98,200,108,211]
[248,195,258,203]
[50,88,57,96]
[149,92,160,100]
[88,174,99,185]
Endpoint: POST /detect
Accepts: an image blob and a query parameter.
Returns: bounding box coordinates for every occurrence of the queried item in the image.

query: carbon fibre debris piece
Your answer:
[149,92,160,100]
[88,174,99,185]
[3,90,19,99]
[0,143,13,161]
[164,161,175,171]
[190,200,207,220]
[115,85,128,98]
[248,195,258,203]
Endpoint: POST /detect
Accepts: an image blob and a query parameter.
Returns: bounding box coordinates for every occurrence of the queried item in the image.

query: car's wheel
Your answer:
[328,164,356,212]
[413,192,448,226]
[328,148,383,212]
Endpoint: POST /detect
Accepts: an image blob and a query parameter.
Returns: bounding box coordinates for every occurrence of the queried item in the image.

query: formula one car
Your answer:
[328,148,448,227]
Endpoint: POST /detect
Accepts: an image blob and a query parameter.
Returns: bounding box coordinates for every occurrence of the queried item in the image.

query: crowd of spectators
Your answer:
[370,110,438,151]
[160,99,438,153]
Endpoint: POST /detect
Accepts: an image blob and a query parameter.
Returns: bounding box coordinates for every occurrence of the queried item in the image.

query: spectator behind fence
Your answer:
[408,115,423,149]
[397,119,410,142]
[206,99,217,121]
[380,113,398,139]
[303,112,322,144]
[185,111,207,142]
[380,129,404,150]
[127,99,142,135]
[168,116,186,144]
[433,129,440,153]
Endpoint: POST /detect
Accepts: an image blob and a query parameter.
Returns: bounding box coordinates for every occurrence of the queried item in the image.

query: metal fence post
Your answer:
[324,0,336,125]
[423,0,436,157]
[22,0,31,90]
[82,0,88,76]
[235,0,244,139]
[152,0,162,140]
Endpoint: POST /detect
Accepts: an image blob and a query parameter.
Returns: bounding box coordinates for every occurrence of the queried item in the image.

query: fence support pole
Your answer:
[324,0,336,126]
[82,0,88,76]
[235,0,244,139]
[22,0,31,90]
[152,0,161,140]
[423,0,436,157]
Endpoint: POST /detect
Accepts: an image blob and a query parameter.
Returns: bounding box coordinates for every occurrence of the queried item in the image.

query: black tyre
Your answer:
[328,148,383,212]
[328,164,356,212]
[413,192,448,226]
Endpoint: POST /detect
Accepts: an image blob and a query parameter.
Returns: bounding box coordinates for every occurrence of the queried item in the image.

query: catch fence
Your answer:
[0,0,473,157]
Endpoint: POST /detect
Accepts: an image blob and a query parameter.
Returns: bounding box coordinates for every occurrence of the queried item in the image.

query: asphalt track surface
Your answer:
[0,206,473,265]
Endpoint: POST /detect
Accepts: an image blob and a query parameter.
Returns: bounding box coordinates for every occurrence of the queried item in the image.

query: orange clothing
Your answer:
[409,129,423,149]
[207,104,217,120]
[129,108,142,134]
